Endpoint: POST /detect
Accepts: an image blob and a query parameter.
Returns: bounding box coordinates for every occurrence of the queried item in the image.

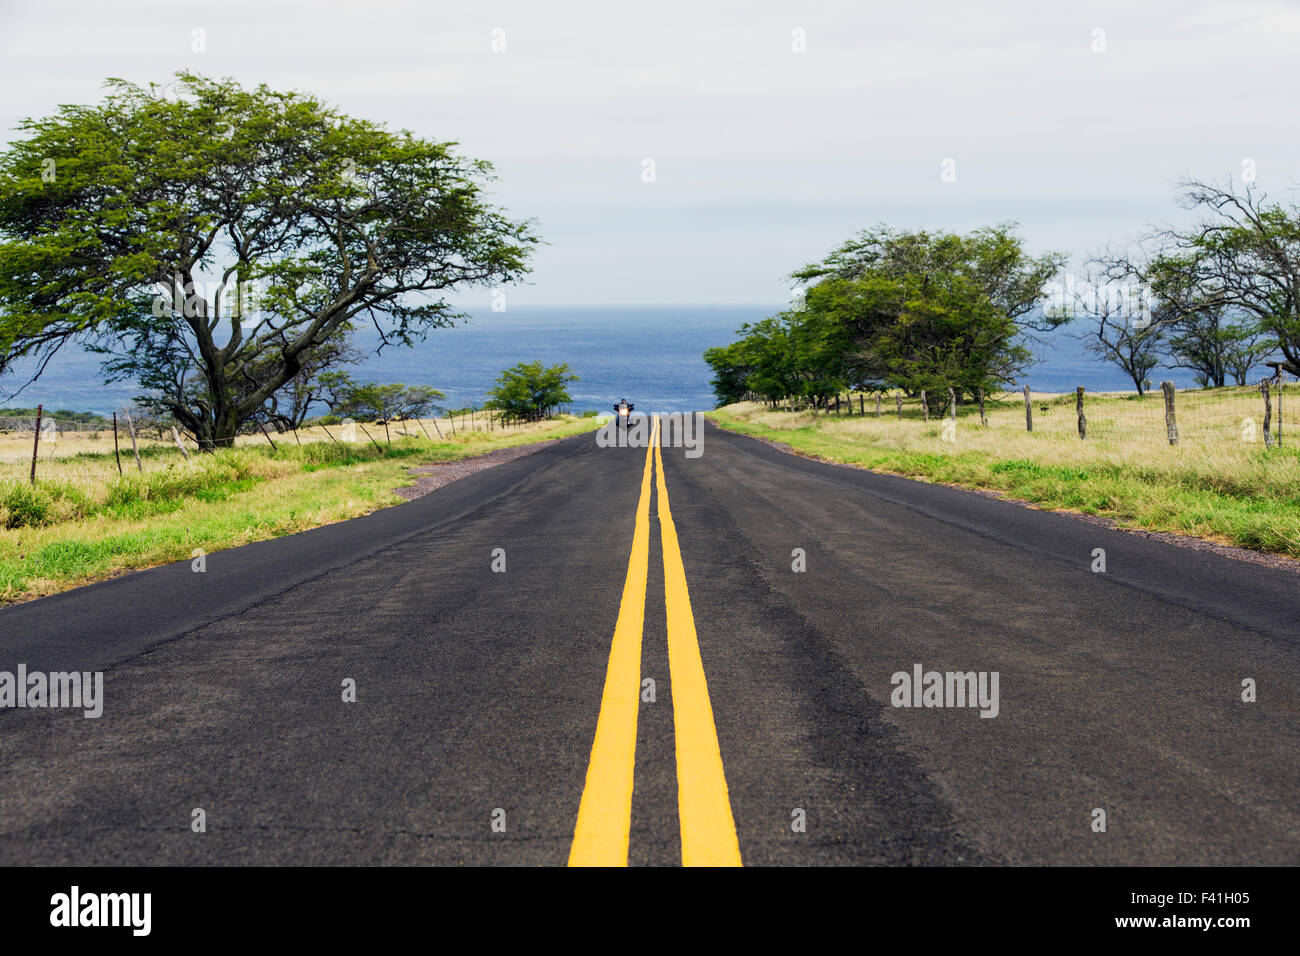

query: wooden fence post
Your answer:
[1261,379,1274,448]
[875,393,881,417]
[920,390,929,422]
[1162,381,1178,445]
[124,410,143,472]
[977,388,987,427]
[171,426,191,459]
[947,387,957,421]
[358,422,383,452]
[895,395,903,419]
[1076,386,1086,439]
[860,394,865,415]
[112,412,123,475]
[1023,385,1032,432]
[29,404,42,485]
[1278,370,1284,447]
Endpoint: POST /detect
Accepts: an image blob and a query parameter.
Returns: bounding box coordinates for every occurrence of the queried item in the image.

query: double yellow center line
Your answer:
[568,417,742,867]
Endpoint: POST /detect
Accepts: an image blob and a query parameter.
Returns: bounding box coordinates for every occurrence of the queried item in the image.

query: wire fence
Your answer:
[0,412,139,480]
[0,404,531,486]
[767,375,1291,450]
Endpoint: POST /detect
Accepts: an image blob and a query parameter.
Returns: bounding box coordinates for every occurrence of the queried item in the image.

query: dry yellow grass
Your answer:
[712,385,1300,556]
[0,414,597,604]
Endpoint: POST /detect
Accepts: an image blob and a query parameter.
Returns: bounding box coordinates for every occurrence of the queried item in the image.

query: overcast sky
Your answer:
[2,0,1298,305]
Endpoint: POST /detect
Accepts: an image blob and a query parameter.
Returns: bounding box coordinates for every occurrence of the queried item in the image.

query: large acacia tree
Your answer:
[1134,178,1293,380]
[0,73,537,448]
[792,224,1065,406]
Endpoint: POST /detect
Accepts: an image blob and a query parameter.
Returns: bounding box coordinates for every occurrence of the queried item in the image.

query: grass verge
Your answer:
[0,416,598,605]
[709,393,1300,559]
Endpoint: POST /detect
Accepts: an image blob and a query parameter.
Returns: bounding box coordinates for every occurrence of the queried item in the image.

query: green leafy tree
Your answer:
[1138,179,1293,378]
[0,72,537,449]
[317,372,445,421]
[702,340,755,406]
[792,224,1064,406]
[484,361,578,421]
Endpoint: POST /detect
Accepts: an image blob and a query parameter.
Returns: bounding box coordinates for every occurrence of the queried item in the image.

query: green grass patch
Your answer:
[0,416,599,605]
[710,403,1300,560]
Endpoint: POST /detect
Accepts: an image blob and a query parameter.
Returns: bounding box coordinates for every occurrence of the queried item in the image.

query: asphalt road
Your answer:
[0,417,1296,866]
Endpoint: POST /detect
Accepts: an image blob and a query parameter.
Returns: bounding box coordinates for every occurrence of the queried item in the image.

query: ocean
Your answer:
[0,305,1207,416]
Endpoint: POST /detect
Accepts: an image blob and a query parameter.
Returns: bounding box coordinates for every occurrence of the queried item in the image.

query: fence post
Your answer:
[1023,384,1032,432]
[1278,370,1284,447]
[124,410,143,472]
[1162,381,1178,445]
[895,395,902,419]
[112,412,124,475]
[1261,379,1274,447]
[875,393,881,417]
[860,394,865,415]
[258,422,278,451]
[978,388,987,427]
[920,390,929,422]
[171,426,191,460]
[1076,386,1086,439]
[357,422,383,452]
[30,404,42,484]
[947,387,957,421]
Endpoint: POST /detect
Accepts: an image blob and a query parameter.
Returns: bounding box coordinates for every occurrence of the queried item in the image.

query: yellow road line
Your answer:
[654,418,743,867]
[568,417,658,866]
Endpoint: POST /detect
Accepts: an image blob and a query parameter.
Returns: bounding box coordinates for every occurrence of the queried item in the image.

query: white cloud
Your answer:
[2,0,1297,302]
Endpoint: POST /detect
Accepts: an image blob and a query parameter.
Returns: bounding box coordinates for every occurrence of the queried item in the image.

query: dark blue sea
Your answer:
[0,305,1207,415]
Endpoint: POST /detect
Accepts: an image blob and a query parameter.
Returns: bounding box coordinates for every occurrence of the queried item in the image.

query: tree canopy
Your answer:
[706,224,1064,409]
[0,72,537,448]
[316,372,445,422]
[484,361,577,422]
[1119,178,1293,380]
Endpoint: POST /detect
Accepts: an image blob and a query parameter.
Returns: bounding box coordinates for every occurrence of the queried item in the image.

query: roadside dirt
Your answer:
[393,439,567,501]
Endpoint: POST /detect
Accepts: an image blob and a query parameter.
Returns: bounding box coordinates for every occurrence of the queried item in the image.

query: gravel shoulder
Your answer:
[393,438,570,501]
